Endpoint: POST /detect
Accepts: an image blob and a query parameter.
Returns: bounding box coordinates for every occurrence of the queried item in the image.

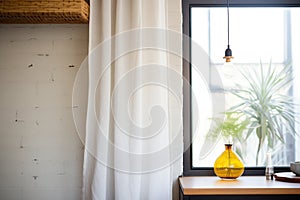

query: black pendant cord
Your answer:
[224,0,233,62]
[227,0,230,48]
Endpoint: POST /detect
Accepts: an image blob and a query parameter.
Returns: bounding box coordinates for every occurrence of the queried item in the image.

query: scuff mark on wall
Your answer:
[32,157,39,165]
[50,73,55,82]
[15,111,24,123]
[36,53,49,57]
[19,136,24,149]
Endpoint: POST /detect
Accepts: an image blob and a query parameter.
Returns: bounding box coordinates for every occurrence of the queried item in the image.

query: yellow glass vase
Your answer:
[214,144,244,179]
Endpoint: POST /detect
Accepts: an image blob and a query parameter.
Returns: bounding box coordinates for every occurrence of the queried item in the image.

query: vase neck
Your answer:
[225,144,232,150]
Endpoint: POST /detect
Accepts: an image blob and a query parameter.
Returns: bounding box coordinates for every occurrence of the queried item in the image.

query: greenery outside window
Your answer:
[183,0,300,176]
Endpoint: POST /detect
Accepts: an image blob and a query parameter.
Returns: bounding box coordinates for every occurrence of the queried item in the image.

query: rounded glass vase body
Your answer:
[214,144,244,179]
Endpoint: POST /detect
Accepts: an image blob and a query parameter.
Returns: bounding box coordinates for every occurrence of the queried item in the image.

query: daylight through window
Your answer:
[191,7,300,168]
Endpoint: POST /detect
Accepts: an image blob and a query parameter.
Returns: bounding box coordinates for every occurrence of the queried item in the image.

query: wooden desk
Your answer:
[179,176,300,200]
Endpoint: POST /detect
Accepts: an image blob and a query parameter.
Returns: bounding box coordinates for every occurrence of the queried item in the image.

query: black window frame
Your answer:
[182,0,300,176]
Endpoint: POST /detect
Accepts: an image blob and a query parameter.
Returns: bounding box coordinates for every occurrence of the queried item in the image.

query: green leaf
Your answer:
[228,61,298,165]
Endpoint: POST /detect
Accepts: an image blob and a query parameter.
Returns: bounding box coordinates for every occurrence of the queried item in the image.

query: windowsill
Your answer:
[179,176,300,196]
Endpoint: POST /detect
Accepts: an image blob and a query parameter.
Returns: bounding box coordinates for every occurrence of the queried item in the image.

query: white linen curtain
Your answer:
[82,0,182,199]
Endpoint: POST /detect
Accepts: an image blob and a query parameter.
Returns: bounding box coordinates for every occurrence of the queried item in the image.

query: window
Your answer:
[183,0,300,175]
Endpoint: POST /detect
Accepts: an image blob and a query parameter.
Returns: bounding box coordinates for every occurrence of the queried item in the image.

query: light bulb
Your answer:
[222,59,235,79]
[223,60,234,67]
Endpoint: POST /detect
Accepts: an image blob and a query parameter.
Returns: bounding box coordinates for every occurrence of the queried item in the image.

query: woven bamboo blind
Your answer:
[0,0,89,24]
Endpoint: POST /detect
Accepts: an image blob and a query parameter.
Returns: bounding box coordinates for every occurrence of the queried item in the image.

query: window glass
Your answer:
[191,7,300,167]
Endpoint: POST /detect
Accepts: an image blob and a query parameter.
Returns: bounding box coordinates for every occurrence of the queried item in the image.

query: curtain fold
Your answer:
[82,0,182,199]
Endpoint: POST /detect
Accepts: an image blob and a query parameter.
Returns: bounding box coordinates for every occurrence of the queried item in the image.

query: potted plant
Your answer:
[230,61,298,166]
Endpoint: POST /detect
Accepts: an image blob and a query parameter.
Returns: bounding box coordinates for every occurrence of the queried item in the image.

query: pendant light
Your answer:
[223,0,233,63]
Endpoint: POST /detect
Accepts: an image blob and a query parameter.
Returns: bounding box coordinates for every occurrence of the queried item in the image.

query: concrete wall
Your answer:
[0,24,88,200]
